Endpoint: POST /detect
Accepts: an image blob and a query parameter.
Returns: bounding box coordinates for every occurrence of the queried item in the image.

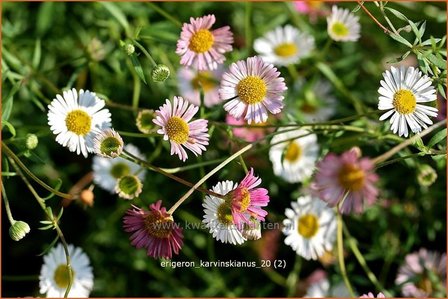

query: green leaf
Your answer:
[32,39,41,69]
[408,20,421,42]
[37,235,60,256]
[100,2,130,35]
[437,84,447,99]
[389,32,412,47]
[130,55,147,85]
[384,7,408,21]
[2,120,16,137]
[418,21,426,40]
[38,224,55,230]
[2,84,17,122]
[36,3,55,36]
[427,128,447,148]
[427,54,446,70]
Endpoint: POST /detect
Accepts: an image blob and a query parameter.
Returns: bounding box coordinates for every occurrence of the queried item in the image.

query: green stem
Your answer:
[343,224,392,297]
[286,256,301,297]
[168,144,253,214]
[239,155,249,174]
[287,64,299,81]
[159,158,226,174]
[2,143,73,199]
[55,224,74,298]
[1,186,15,224]
[117,131,158,138]
[147,2,182,27]
[121,150,225,199]
[372,120,445,165]
[337,200,355,297]
[132,66,142,113]
[133,40,157,67]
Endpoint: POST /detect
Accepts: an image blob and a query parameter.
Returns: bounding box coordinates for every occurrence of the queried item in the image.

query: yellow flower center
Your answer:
[166,116,190,144]
[217,202,234,225]
[53,264,74,289]
[189,29,214,53]
[65,110,92,136]
[144,212,174,239]
[338,163,365,192]
[298,214,319,239]
[331,22,349,37]
[393,89,417,114]
[192,72,216,92]
[237,188,251,212]
[236,76,267,104]
[307,0,323,9]
[274,43,298,58]
[110,162,131,179]
[284,142,302,162]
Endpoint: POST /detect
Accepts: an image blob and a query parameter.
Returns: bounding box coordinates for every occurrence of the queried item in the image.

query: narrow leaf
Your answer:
[32,39,42,69]
[2,120,16,137]
[100,2,130,35]
[130,55,147,85]
[384,7,408,21]
[37,235,60,256]
[389,33,412,47]
[427,128,447,148]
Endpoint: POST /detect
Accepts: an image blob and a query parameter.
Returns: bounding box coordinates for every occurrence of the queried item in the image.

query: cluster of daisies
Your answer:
[40,4,443,298]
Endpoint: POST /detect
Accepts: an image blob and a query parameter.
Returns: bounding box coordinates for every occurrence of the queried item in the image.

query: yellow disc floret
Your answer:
[298,214,319,239]
[331,22,349,37]
[393,89,417,114]
[54,264,73,289]
[274,43,298,58]
[65,110,92,136]
[166,116,190,144]
[236,76,267,104]
[284,142,302,162]
[189,29,215,53]
[338,163,365,192]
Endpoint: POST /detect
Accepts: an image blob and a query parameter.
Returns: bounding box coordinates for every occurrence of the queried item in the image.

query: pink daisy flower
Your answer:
[396,248,446,298]
[153,96,209,162]
[293,1,328,22]
[123,200,183,259]
[220,56,287,124]
[227,168,270,226]
[311,148,379,214]
[360,292,386,298]
[176,14,233,71]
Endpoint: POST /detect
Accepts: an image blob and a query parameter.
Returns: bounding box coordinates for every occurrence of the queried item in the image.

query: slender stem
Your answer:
[121,150,225,199]
[168,144,253,214]
[159,158,226,174]
[133,40,157,67]
[356,0,391,34]
[372,120,445,165]
[132,65,142,112]
[147,2,182,27]
[286,255,301,297]
[55,224,74,298]
[2,186,15,224]
[117,131,158,138]
[287,64,299,81]
[2,143,73,199]
[337,197,355,298]
[239,155,249,174]
[378,1,399,35]
[343,224,392,297]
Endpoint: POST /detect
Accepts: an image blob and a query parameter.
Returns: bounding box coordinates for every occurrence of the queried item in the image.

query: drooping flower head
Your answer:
[153,96,209,161]
[177,67,223,107]
[176,14,233,71]
[360,292,386,298]
[47,88,111,157]
[39,243,94,298]
[396,248,446,298]
[254,25,315,66]
[115,175,143,200]
[378,66,438,137]
[93,144,146,193]
[123,200,184,259]
[202,181,246,245]
[327,6,361,42]
[227,168,270,226]
[269,127,319,183]
[312,148,379,214]
[220,56,287,124]
[283,195,336,261]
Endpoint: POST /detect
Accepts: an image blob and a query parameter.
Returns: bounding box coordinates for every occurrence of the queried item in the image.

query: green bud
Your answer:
[115,175,142,200]
[125,44,135,56]
[9,220,31,241]
[26,134,39,150]
[417,164,437,187]
[136,110,154,134]
[151,64,170,82]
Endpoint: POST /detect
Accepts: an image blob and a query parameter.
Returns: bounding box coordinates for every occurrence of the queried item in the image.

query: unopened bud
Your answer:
[136,110,154,134]
[115,175,142,200]
[26,134,39,150]
[151,64,170,82]
[417,164,437,187]
[9,220,31,241]
[80,189,94,207]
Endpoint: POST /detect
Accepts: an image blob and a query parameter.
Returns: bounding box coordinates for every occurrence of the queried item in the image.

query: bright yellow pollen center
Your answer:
[338,163,365,191]
[217,202,233,225]
[166,116,190,144]
[189,29,214,53]
[65,110,91,136]
[238,188,251,212]
[54,264,73,289]
[144,212,173,239]
[393,89,417,114]
[332,22,349,37]
[274,43,298,58]
[284,142,302,162]
[298,214,319,239]
[237,76,267,104]
[192,72,216,92]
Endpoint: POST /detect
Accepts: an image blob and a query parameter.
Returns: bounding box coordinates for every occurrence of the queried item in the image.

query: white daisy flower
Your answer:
[202,181,246,245]
[282,195,336,260]
[39,243,94,298]
[378,66,438,137]
[92,144,146,193]
[47,88,111,158]
[254,25,315,66]
[296,79,336,122]
[327,6,361,42]
[269,127,319,183]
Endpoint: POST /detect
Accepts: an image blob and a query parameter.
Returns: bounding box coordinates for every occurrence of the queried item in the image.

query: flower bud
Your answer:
[26,134,39,150]
[136,109,154,134]
[124,44,135,56]
[9,220,31,241]
[151,64,170,82]
[93,129,124,158]
[80,189,95,207]
[417,164,437,187]
[115,175,142,200]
